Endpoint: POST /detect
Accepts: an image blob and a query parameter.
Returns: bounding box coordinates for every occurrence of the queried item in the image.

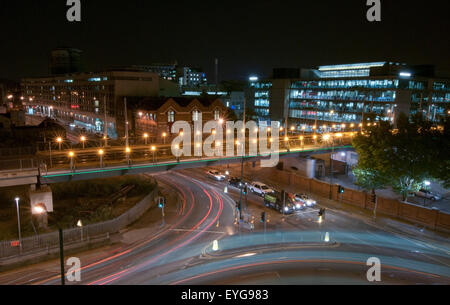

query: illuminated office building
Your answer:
[247,62,450,130]
[21,70,179,138]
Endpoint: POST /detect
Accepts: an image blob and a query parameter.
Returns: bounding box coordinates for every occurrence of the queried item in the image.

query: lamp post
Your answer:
[98,149,104,168]
[143,133,149,145]
[323,134,334,200]
[80,136,86,149]
[56,137,63,151]
[68,151,75,172]
[125,147,131,166]
[151,146,156,164]
[49,140,53,168]
[14,197,22,254]
[162,132,167,145]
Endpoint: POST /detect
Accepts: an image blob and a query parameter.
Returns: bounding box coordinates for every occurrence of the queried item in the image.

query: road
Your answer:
[0,168,449,285]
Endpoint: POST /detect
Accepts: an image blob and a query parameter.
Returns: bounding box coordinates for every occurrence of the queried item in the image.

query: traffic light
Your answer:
[235,201,240,211]
[158,197,165,209]
[243,185,248,195]
[260,212,266,223]
[338,186,345,194]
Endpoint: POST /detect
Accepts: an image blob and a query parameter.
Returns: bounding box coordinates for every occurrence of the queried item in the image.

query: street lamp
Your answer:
[162,132,167,144]
[98,149,104,168]
[151,146,156,163]
[323,134,334,200]
[125,147,131,165]
[80,136,86,149]
[14,197,22,254]
[56,137,63,151]
[68,151,75,171]
[143,133,149,145]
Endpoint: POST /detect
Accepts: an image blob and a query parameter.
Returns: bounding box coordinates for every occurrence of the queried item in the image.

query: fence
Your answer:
[0,187,158,259]
[222,164,450,233]
[286,170,450,232]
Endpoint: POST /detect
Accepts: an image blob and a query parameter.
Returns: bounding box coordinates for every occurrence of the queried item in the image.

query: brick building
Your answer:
[126,96,228,142]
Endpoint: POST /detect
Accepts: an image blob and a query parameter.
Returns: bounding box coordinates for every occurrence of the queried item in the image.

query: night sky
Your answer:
[1,0,449,81]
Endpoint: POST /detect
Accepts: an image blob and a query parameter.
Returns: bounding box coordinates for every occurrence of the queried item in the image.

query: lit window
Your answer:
[192,110,200,122]
[168,111,175,123]
[214,110,220,120]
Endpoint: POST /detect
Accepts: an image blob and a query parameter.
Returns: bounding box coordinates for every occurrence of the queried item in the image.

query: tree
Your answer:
[353,167,387,194]
[353,112,447,202]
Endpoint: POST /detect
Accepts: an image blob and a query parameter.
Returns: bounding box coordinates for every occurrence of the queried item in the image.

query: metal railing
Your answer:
[0,188,158,259]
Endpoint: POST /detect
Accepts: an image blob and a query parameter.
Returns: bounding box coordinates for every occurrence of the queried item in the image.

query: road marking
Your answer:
[169,229,226,234]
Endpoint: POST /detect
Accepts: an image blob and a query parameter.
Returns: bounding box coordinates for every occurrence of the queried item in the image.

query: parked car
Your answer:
[228,177,246,189]
[414,189,441,201]
[248,182,274,197]
[294,193,317,207]
[206,170,226,181]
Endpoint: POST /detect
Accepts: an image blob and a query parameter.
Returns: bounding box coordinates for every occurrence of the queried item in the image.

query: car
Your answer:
[414,189,441,201]
[294,193,317,207]
[264,192,296,214]
[206,170,226,181]
[288,193,306,210]
[248,182,274,197]
[228,177,246,189]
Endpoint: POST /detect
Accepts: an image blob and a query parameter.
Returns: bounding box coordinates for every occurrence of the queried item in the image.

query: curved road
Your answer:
[0,169,449,285]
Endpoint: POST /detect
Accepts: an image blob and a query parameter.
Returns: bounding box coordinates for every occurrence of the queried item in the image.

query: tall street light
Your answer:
[151,146,156,164]
[126,147,131,166]
[14,197,22,254]
[56,137,63,151]
[323,134,334,200]
[80,136,86,149]
[98,149,104,168]
[143,133,149,145]
[162,132,167,145]
[68,151,75,172]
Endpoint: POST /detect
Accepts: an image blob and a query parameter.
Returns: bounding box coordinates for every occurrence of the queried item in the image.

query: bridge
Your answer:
[0,133,355,186]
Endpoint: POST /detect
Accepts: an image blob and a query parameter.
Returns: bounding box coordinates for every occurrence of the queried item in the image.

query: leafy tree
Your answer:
[353,112,448,202]
[353,167,387,195]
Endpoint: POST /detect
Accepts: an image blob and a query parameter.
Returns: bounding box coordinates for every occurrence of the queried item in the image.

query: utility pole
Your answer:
[124,97,129,148]
[329,137,334,200]
[59,228,65,285]
[104,94,108,147]
[238,97,246,221]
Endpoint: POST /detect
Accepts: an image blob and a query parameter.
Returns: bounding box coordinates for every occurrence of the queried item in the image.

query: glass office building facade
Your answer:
[248,63,450,129]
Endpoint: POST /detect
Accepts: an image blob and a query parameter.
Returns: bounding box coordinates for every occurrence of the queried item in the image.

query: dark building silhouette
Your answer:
[50,47,83,75]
